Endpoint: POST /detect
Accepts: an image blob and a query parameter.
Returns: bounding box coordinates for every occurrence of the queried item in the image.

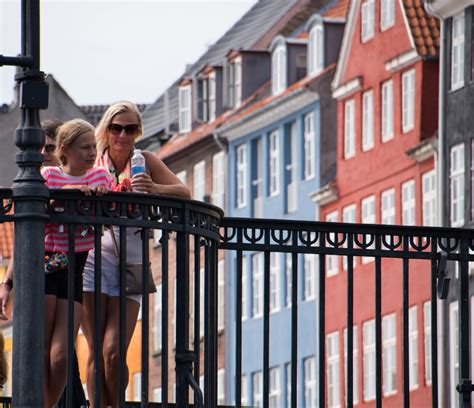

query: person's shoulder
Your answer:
[41,166,61,178]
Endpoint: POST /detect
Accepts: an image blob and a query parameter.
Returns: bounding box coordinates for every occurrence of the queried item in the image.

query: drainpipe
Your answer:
[212,130,226,151]
[425,2,447,405]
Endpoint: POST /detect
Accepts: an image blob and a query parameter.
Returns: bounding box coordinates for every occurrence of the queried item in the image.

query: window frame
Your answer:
[380,0,395,31]
[236,144,248,208]
[381,80,394,142]
[362,90,374,151]
[193,160,206,202]
[450,143,465,227]
[327,331,341,407]
[382,313,397,396]
[304,112,316,180]
[308,23,324,75]
[402,179,416,226]
[422,169,437,227]
[272,44,287,95]
[451,12,465,91]
[344,99,356,158]
[269,130,281,196]
[212,151,225,208]
[402,69,415,133]
[361,0,375,43]
[178,85,192,133]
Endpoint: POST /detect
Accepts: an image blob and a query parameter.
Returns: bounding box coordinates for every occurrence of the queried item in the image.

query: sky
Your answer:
[0,0,257,106]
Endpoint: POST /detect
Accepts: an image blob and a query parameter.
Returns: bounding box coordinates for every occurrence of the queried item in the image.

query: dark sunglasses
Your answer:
[107,123,140,136]
[43,144,56,153]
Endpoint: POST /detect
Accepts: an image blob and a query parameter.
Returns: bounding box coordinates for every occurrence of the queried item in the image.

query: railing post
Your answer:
[10,1,49,407]
[176,225,191,408]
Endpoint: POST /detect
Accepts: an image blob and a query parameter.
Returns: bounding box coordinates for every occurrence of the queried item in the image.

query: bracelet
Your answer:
[1,279,12,290]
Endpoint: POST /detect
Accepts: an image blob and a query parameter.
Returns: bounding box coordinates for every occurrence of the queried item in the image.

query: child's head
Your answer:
[56,119,97,169]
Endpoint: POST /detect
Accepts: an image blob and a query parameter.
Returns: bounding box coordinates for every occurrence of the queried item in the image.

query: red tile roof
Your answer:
[0,222,13,260]
[324,0,350,19]
[402,0,440,57]
[223,63,336,128]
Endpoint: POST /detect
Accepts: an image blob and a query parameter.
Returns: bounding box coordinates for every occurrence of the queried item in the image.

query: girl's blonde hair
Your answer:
[56,119,95,165]
[95,101,143,156]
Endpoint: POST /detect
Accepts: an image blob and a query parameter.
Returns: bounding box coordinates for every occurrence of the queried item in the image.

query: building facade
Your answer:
[316,0,439,406]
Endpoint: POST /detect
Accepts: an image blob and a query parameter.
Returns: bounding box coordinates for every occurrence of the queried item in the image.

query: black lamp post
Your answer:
[0,0,48,406]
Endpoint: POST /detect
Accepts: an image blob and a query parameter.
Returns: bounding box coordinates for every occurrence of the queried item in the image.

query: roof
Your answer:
[401,0,440,57]
[0,222,13,260]
[221,63,336,131]
[332,0,439,91]
[0,74,87,187]
[323,0,350,18]
[155,81,270,161]
[141,0,304,140]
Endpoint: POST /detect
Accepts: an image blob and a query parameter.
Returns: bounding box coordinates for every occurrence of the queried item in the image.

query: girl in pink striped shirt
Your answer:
[40,119,112,407]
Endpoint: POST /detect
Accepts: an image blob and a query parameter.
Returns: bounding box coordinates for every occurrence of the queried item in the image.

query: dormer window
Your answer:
[197,71,217,123]
[209,72,216,121]
[178,84,192,133]
[308,23,324,75]
[227,57,242,108]
[272,44,287,95]
[361,0,374,43]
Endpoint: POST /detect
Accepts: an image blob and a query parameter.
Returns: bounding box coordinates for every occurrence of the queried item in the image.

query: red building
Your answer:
[314,0,439,406]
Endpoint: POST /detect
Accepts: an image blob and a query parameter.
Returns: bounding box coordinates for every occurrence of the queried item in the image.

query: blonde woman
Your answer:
[81,101,190,407]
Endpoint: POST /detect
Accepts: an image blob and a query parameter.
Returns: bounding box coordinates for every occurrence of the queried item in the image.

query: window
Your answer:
[253,371,263,407]
[402,70,415,132]
[304,112,316,179]
[362,90,374,151]
[409,306,419,389]
[285,253,293,307]
[402,180,416,226]
[236,144,248,208]
[304,254,316,300]
[153,285,162,353]
[152,387,162,402]
[344,326,359,405]
[270,253,280,313]
[269,367,281,407]
[287,122,298,213]
[326,211,339,277]
[361,195,375,263]
[241,375,248,405]
[423,301,432,385]
[269,130,280,196]
[228,58,242,107]
[308,23,324,75]
[381,80,394,142]
[327,332,341,407]
[193,160,206,202]
[209,72,216,121]
[218,369,225,405]
[212,152,225,208]
[199,78,209,122]
[342,204,357,271]
[449,302,459,408]
[381,188,395,225]
[450,144,465,227]
[234,58,242,107]
[218,260,225,331]
[176,170,187,184]
[380,0,395,30]
[272,44,287,95]
[133,372,141,401]
[252,253,263,318]
[178,85,192,133]
[451,13,465,91]
[422,170,437,227]
[200,268,204,338]
[382,314,397,395]
[344,99,356,158]
[304,357,316,407]
[286,363,292,408]
[241,256,248,321]
[361,0,375,42]
[363,319,375,401]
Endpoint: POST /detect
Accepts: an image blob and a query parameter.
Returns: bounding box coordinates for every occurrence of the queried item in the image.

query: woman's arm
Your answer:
[131,151,191,198]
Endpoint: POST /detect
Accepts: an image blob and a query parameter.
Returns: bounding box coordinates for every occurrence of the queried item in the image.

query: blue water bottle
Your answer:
[131,149,146,177]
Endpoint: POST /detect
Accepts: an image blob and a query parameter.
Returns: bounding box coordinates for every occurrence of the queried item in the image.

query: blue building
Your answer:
[218,5,346,406]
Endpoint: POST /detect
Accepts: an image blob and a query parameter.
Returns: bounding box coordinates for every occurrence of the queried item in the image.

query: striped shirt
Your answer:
[42,166,113,252]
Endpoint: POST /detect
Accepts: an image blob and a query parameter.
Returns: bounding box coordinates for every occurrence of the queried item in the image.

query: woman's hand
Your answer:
[94,186,109,196]
[0,284,10,320]
[79,185,94,196]
[130,174,155,194]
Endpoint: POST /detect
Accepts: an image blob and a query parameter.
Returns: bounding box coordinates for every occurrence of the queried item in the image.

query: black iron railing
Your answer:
[2,187,474,407]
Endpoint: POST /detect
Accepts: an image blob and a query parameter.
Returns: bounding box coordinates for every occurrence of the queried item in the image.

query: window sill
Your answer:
[450,83,465,93]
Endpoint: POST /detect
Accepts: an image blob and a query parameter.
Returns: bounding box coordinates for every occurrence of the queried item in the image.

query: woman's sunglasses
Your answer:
[107,123,140,136]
